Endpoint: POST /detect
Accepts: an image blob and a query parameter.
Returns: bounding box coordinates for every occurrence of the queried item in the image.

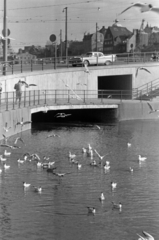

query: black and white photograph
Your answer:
[0,0,159,239]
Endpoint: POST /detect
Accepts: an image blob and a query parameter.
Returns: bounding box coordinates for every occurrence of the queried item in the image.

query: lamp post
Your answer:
[96,22,98,51]
[3,0,7,75]
[63,7,68,63]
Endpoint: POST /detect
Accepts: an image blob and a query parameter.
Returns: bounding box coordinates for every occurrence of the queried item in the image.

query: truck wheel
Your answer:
[105,61,111,65]
[84,60,89,66]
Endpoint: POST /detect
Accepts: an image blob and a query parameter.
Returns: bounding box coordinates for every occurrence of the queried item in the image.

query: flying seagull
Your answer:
[135,67,151,77]
[147,102,159,114]
[54,113,72,118]
[119,3,154,15]
[21,81,37,88]
[16,118,32,127]
[0,34,15,40]
[3,122,11,133]
[137,231,154,240]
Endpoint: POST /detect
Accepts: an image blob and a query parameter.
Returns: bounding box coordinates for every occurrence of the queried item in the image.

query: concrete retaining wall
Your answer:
[0,63,158,94]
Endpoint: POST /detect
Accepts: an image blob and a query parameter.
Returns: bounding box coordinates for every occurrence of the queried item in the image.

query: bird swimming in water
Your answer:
[99,192,105,201]
[87,207,96,215]
[112,202,122,212]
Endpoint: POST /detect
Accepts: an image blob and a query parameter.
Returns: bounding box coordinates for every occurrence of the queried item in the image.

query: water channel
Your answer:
[0,119,158,240]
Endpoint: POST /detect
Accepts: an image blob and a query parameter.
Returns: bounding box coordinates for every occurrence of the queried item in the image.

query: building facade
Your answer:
[103,25,132,54]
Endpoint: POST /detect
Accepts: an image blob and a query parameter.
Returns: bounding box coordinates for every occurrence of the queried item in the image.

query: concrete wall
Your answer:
[0,63,158,94]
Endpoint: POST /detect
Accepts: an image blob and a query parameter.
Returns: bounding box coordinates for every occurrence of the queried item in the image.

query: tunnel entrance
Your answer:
[32,108,118,124]
[98,74,132,99]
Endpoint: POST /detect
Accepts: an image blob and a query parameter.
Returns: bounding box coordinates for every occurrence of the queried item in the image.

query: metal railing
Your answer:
[0,89,150,112]
[0,51,158,75]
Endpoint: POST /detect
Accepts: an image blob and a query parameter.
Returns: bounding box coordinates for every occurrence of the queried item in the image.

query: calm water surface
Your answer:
[0,120,159,240]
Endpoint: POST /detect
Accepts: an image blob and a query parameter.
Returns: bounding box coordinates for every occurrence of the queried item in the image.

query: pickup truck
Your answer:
[71,52,116,67]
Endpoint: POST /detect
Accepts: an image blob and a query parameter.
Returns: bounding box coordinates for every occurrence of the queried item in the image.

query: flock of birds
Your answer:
[0,117,156,240]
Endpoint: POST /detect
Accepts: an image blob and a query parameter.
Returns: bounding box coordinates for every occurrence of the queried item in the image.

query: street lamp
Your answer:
[63,7,68,63]
[3,0,7,75]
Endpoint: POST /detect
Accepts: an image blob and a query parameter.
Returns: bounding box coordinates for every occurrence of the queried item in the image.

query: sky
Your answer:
[0,0,159,52]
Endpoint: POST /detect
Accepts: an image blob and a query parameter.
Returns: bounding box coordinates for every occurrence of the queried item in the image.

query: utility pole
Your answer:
[60,29,62,60]
[96,22,98,52]
[63,7,68,62]
[3,0,7,75]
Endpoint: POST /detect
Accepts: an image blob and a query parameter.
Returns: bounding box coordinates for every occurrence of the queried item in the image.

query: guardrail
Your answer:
[0,51,159,75]
[0,89,152,112]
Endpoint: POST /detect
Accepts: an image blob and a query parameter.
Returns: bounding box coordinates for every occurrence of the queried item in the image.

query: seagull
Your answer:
[46,134,60,138]
[17,159,25,164]
[0,144,20,149]
[112,202,122,211]
[54,113,72,118]
[42,105,50,113]
[82,147,87,153]
[33,186,42,193]
[94,125,101,130]
[147,102,159,114]
[3,163,10,169]
[4,149,11,156]
[119,3,154,15]
[137,231,154,240]
[111,181,117,190]
[3,122,11,133]
[104,164,110,171]
[0,34,15,40]
[2,134,8,144]
[129,167,134,173]
[23,182,31,188]
[135,67,151,77]
[90,160,98,167]
[69,151,76,160]
[87,207,96,215]
[0,155,7,162]
[21,81,37,88]
[76,82,87,86]
[52,172,71,177]
[84,63,90,73]
[77,163,82,170]
[138,154,147,161]
[99,192,105,201]
[94,149,106,160]
[16,118,32,127]
[14,137,24,145]
[127,142,131,147]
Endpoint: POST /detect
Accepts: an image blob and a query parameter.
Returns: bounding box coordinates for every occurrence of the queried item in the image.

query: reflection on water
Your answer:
[0,120,158,240]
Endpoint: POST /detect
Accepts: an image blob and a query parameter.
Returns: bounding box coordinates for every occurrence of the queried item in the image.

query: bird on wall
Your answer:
[84,63,90,73]
[119,3,159,15]
[135,67,151,78]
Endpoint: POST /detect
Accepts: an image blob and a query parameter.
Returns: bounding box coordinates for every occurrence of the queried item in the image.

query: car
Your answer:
[71,52,116,67]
